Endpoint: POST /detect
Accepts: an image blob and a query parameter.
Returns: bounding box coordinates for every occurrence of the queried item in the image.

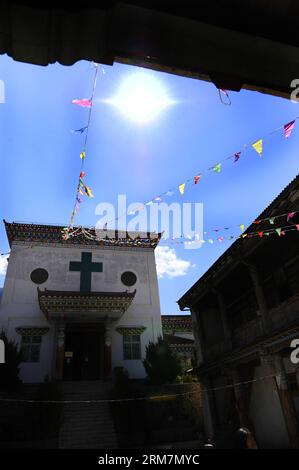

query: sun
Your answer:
[105,72,174,124]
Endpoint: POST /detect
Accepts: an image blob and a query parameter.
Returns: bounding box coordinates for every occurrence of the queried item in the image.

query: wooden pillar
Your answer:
[229,369,249,428]
[247,263,270,332]
[201,376,217,440]
[104,326,112,379]
[56,324,65,380]
[190,308,205,364]
[274,355,299,449]
[215,290,232,344]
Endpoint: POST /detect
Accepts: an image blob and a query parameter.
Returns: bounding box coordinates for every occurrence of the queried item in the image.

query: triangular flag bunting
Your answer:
[213,163,221,173]
[80,151,86,160]
[72,126,88,134]
[84,185,94,198]
[72,99,92,108]
[194,174,201,185]
[179,183,186,195]
[252,139,263,157]
[284,120,295,139]
[276,228,282,236]
[287,212,295,221]
[240,224,245,233]
[269,217,275,225]
[234,152,241,162]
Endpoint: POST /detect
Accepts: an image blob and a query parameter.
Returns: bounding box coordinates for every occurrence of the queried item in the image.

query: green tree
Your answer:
[0,330,22,392]
[143,336,182,385]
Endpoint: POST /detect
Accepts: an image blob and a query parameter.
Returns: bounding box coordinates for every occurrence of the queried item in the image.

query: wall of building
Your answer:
[249,365,290,449]
[0,241,162,382]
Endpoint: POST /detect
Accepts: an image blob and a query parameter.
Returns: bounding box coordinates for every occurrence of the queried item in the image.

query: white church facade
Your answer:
[0,221,163,383]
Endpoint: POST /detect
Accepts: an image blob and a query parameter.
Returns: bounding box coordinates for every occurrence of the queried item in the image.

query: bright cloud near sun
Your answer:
[155,246,195,279]
[104,72,174,124]
[0,255,8,276]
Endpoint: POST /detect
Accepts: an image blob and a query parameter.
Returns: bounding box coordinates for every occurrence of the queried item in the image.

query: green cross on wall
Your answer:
[69,252,103,293]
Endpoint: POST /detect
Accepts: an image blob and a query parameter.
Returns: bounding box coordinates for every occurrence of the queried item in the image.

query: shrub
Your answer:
[0,330,22,392]
[143,336,182,385]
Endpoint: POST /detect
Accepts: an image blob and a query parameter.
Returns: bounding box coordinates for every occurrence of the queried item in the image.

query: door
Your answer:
[64,326,103,380]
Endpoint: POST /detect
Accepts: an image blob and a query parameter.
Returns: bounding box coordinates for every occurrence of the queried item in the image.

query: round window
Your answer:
[121,271,137,287]
[30,268,49,284]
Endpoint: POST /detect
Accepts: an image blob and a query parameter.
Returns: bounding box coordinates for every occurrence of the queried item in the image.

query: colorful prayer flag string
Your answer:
[103,116,299,228]
[67,63,99,229]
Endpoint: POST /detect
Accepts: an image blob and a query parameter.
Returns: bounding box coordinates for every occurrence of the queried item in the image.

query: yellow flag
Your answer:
[240,224,245,233]
[179,183,185,195]
[80,151,86,159]
[85,185,94,198]
[252,139,263,157]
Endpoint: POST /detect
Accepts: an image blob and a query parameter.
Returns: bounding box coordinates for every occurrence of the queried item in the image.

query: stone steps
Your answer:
[58,381,118,449]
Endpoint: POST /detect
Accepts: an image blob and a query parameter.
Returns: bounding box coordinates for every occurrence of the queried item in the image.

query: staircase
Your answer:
[59,381,118,449]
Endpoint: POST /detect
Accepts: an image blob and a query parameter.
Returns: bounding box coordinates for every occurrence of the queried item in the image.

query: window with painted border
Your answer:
[21,335,42,363]
[123,334,141,360]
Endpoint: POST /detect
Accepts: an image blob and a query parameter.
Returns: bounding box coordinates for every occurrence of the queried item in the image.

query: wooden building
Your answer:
[178,175,299,448]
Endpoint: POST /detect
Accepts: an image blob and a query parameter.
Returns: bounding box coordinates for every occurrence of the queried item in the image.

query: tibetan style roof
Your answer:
[178,173,299,310]
[161,315,193,333]
[38,288,136,319]
[164,334,194,355]
[4,221,161,249]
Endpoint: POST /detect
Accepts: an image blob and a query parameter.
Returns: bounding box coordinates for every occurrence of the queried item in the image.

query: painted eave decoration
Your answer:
[38,288,136,318]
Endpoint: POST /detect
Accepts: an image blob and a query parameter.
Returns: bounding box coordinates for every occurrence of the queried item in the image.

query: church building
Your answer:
[0,221,162,383]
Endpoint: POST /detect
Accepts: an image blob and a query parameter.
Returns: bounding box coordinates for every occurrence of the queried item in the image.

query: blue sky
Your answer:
[0,55,298,313]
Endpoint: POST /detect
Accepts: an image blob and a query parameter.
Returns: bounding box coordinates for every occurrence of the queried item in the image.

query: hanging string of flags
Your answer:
[100,116,298,227]
[66,63,297,237]
[139,117,297,202]
[61,211,299,246]
[68,63,100,227]
[202,210,298,235]
[162,223,299,246]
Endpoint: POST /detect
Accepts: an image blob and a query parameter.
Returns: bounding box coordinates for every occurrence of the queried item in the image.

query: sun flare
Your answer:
[105,72,174,124]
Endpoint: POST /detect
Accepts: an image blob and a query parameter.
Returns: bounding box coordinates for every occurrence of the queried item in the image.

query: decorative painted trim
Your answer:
[116,326,146,335]
[170,344,194,354]
[15,327,50,336]
[4,221,161,250]
[38,289,136,317]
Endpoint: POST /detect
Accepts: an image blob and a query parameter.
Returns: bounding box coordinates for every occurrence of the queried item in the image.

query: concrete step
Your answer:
[58,381,118,449]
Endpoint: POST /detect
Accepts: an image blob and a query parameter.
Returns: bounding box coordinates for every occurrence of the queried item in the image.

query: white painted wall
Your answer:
[0,241,162,382]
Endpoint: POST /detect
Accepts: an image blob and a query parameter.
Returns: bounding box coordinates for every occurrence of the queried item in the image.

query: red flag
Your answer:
[287,211,295,221]
[258,231,263,238]
[284,120,295,139]
[194,174,201,185]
